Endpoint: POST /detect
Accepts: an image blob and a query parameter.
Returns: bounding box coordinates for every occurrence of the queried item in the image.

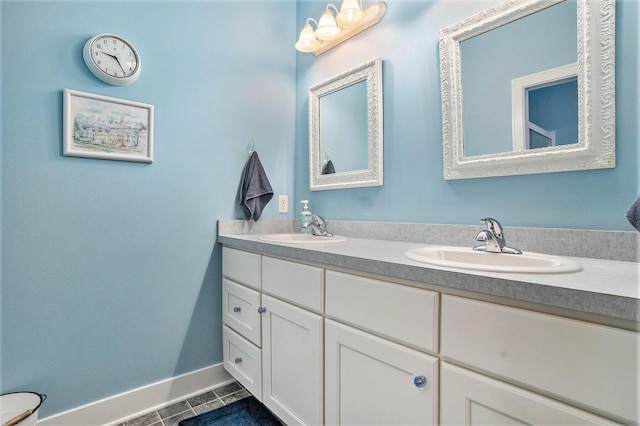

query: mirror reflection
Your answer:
[309,57,383,191]
[461,0,576,157]
[319,80,368,174]
[523,77,578,150]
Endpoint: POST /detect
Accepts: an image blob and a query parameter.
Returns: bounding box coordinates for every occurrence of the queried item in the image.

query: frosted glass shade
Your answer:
[337,0,363,28]
[316,7,341,40]
[295,23,321,52]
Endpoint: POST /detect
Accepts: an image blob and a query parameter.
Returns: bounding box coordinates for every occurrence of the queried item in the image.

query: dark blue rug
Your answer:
[179,396,282,426]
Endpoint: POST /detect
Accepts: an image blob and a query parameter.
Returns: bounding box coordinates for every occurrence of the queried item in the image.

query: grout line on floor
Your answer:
[120,382,249,426]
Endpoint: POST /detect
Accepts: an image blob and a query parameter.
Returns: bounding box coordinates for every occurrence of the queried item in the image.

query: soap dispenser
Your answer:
[299,200,313,234]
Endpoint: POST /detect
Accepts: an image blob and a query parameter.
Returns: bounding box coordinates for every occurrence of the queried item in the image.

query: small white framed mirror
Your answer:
[439,0,615,180]
[309,57,383,191]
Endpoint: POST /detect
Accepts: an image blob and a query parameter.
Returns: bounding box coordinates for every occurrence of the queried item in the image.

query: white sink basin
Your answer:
[404,246,581,274]
[259,233,347,244]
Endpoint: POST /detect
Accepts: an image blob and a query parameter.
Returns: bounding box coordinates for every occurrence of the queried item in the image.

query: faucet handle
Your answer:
[480,217,503,236]
[312,213,326,227]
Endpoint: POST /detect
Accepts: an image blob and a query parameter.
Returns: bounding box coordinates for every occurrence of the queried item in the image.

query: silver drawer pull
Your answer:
[258,307,266,314]
[233,307,241,313]
[234,357,242,364]
[413,375,427,388]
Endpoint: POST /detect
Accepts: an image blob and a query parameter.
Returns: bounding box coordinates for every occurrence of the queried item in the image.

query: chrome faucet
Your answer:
[473,217,522,254]
[301,213,333,237]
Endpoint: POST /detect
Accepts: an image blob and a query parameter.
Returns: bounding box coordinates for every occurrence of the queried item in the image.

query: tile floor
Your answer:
[116,381,250,426]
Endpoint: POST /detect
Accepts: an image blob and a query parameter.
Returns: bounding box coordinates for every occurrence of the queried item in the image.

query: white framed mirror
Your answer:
[439,0,615,180]
[309,57,383,191]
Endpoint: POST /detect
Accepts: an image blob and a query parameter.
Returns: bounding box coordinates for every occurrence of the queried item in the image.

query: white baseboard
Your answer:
[38,364,234,426]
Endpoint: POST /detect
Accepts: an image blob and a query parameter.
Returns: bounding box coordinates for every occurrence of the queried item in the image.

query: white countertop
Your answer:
[218,233,639,322]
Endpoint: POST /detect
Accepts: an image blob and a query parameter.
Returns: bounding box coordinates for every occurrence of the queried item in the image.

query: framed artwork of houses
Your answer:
[63,89,154,163]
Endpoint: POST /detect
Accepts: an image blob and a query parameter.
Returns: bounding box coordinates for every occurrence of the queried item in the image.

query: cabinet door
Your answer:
[325,319,439,425]
[441,363,616,425]
[262,295,323,425]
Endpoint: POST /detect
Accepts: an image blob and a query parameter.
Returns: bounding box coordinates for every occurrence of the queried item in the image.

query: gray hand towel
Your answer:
[626,195,640,232]
[240,151,273,221]
[322,160,335,175]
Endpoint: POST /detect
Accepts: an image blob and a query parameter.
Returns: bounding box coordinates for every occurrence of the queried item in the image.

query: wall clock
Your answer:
[83,34,141,86]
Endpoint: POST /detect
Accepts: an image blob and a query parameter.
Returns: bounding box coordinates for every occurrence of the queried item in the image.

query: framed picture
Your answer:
[63,89,154,163]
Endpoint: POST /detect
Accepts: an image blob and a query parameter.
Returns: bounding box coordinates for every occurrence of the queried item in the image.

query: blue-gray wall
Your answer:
[1,0,296,418]
[1,0,638,421]
[295,0,638,231]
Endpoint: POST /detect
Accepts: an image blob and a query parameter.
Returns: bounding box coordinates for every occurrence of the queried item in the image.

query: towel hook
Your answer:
[249,137,256,156]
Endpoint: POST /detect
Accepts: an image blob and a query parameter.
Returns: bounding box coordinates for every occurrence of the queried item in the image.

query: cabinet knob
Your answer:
[234,357,242,364]
[258,307,266,314]
[233,307,241,313]
[413,375,427,388]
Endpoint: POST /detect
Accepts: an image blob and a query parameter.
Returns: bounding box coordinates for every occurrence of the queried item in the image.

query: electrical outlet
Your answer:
[278,195,288,214]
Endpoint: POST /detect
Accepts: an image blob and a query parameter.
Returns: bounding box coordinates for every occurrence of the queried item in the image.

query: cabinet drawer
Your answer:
[326,271,439,353]
[223,325,262,401]
[222,247,261,290]
[441,295,639,423]
[262,256,324,313]
[222,278,261,346]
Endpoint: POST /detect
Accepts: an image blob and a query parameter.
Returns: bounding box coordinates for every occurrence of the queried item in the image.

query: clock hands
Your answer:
[100,51,126,74]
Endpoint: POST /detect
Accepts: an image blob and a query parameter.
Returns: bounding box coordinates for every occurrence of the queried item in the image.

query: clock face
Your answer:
[90,35,138,78]
[83,34,141,85]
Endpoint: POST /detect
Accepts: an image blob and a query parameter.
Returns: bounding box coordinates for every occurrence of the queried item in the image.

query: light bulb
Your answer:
[295,22,321,52]
[315,5,341,40]
[337,0,363,28]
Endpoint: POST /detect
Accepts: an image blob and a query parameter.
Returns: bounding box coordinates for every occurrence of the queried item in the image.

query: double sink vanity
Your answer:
[218,219,639,425]
[218,1,631,421]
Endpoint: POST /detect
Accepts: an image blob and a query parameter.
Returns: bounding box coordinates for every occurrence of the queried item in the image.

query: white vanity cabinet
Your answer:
[441,294,639,424]
[222,248,325,425]
[441,363,616,425]
[222,245,638,425]
[261,257,325,426]
[325,320,439,425]
[221,247,263,399]
[324,271,440,425]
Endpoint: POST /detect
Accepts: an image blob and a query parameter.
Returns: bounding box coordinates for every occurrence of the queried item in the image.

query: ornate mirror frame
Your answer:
[309,57,383,191]
[439,0,615,180]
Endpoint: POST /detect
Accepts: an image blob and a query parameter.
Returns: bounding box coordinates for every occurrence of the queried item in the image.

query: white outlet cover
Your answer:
[278,195,288,213]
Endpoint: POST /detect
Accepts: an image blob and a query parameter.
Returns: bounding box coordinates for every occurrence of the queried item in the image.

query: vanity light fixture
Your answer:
[295,1,387,56]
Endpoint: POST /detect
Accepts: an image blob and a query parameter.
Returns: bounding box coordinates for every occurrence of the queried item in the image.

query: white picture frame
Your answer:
[63,89,154,163]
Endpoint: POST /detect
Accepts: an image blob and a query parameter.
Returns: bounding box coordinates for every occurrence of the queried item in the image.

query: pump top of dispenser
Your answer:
[301,200,310,211]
